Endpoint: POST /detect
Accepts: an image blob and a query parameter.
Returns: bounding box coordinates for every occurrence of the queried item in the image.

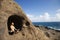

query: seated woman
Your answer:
[10,22,15,32]
[10,22,19,34]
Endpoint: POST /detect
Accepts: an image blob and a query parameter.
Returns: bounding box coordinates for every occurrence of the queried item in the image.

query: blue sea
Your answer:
[33,22,60,30]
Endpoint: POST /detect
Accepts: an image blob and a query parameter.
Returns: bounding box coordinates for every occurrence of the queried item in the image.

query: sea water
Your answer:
[33,22,60,30]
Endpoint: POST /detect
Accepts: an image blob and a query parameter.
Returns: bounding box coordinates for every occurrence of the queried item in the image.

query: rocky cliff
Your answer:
[0,0,60,40]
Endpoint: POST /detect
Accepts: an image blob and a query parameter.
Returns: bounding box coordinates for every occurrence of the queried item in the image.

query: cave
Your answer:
[7,15,25,35]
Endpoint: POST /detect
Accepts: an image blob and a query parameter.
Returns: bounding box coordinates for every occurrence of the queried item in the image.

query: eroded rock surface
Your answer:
[0,0,59,40]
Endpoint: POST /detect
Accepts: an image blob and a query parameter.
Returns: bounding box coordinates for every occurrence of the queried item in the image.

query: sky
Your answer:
[15,0,60,22]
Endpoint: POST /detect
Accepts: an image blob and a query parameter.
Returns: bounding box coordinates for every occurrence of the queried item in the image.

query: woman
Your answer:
[10,22,19,34]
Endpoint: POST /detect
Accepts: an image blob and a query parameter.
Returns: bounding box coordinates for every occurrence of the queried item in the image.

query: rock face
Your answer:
[0,0,51,40]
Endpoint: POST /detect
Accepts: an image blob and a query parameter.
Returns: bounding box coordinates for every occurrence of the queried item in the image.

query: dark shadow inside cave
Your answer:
[7,15,25,35]
[25,21,30,26]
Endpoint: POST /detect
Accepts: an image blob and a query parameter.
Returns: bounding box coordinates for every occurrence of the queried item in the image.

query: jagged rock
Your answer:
[0,0,50,40]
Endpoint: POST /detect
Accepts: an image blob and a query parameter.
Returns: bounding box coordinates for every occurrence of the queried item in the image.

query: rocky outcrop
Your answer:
[0,0,59,40]
[35,25,60,40]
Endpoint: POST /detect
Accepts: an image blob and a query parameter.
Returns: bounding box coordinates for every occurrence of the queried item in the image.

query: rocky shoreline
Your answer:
[35,25,60,32]
[35,25,60,40]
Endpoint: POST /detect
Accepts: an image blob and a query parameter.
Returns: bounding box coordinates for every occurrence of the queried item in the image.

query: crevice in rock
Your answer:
[25,21,30,26]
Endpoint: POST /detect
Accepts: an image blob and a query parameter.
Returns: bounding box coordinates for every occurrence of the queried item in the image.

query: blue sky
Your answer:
[15,0,60,22]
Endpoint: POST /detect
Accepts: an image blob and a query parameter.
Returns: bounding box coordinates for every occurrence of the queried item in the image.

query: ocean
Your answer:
[33,22,60,30]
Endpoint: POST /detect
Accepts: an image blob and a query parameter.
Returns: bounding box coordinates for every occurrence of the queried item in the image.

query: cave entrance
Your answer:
[7,15,24,35]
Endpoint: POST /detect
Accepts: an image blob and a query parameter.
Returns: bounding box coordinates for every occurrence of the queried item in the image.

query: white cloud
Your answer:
[56,10,60,21]
[27,14,40,22]
[39,12,51,22]
[26,9,60,22]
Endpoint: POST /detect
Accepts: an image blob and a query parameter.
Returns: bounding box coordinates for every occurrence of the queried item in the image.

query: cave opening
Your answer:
[7,15,24,35]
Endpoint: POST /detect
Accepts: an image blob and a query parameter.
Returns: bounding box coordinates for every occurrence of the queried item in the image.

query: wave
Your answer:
[48,26,60,31]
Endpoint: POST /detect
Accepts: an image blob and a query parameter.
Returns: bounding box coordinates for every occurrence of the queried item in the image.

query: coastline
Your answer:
[34,25,60,40]
[33,22,60,30]
[34,25,60,31]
